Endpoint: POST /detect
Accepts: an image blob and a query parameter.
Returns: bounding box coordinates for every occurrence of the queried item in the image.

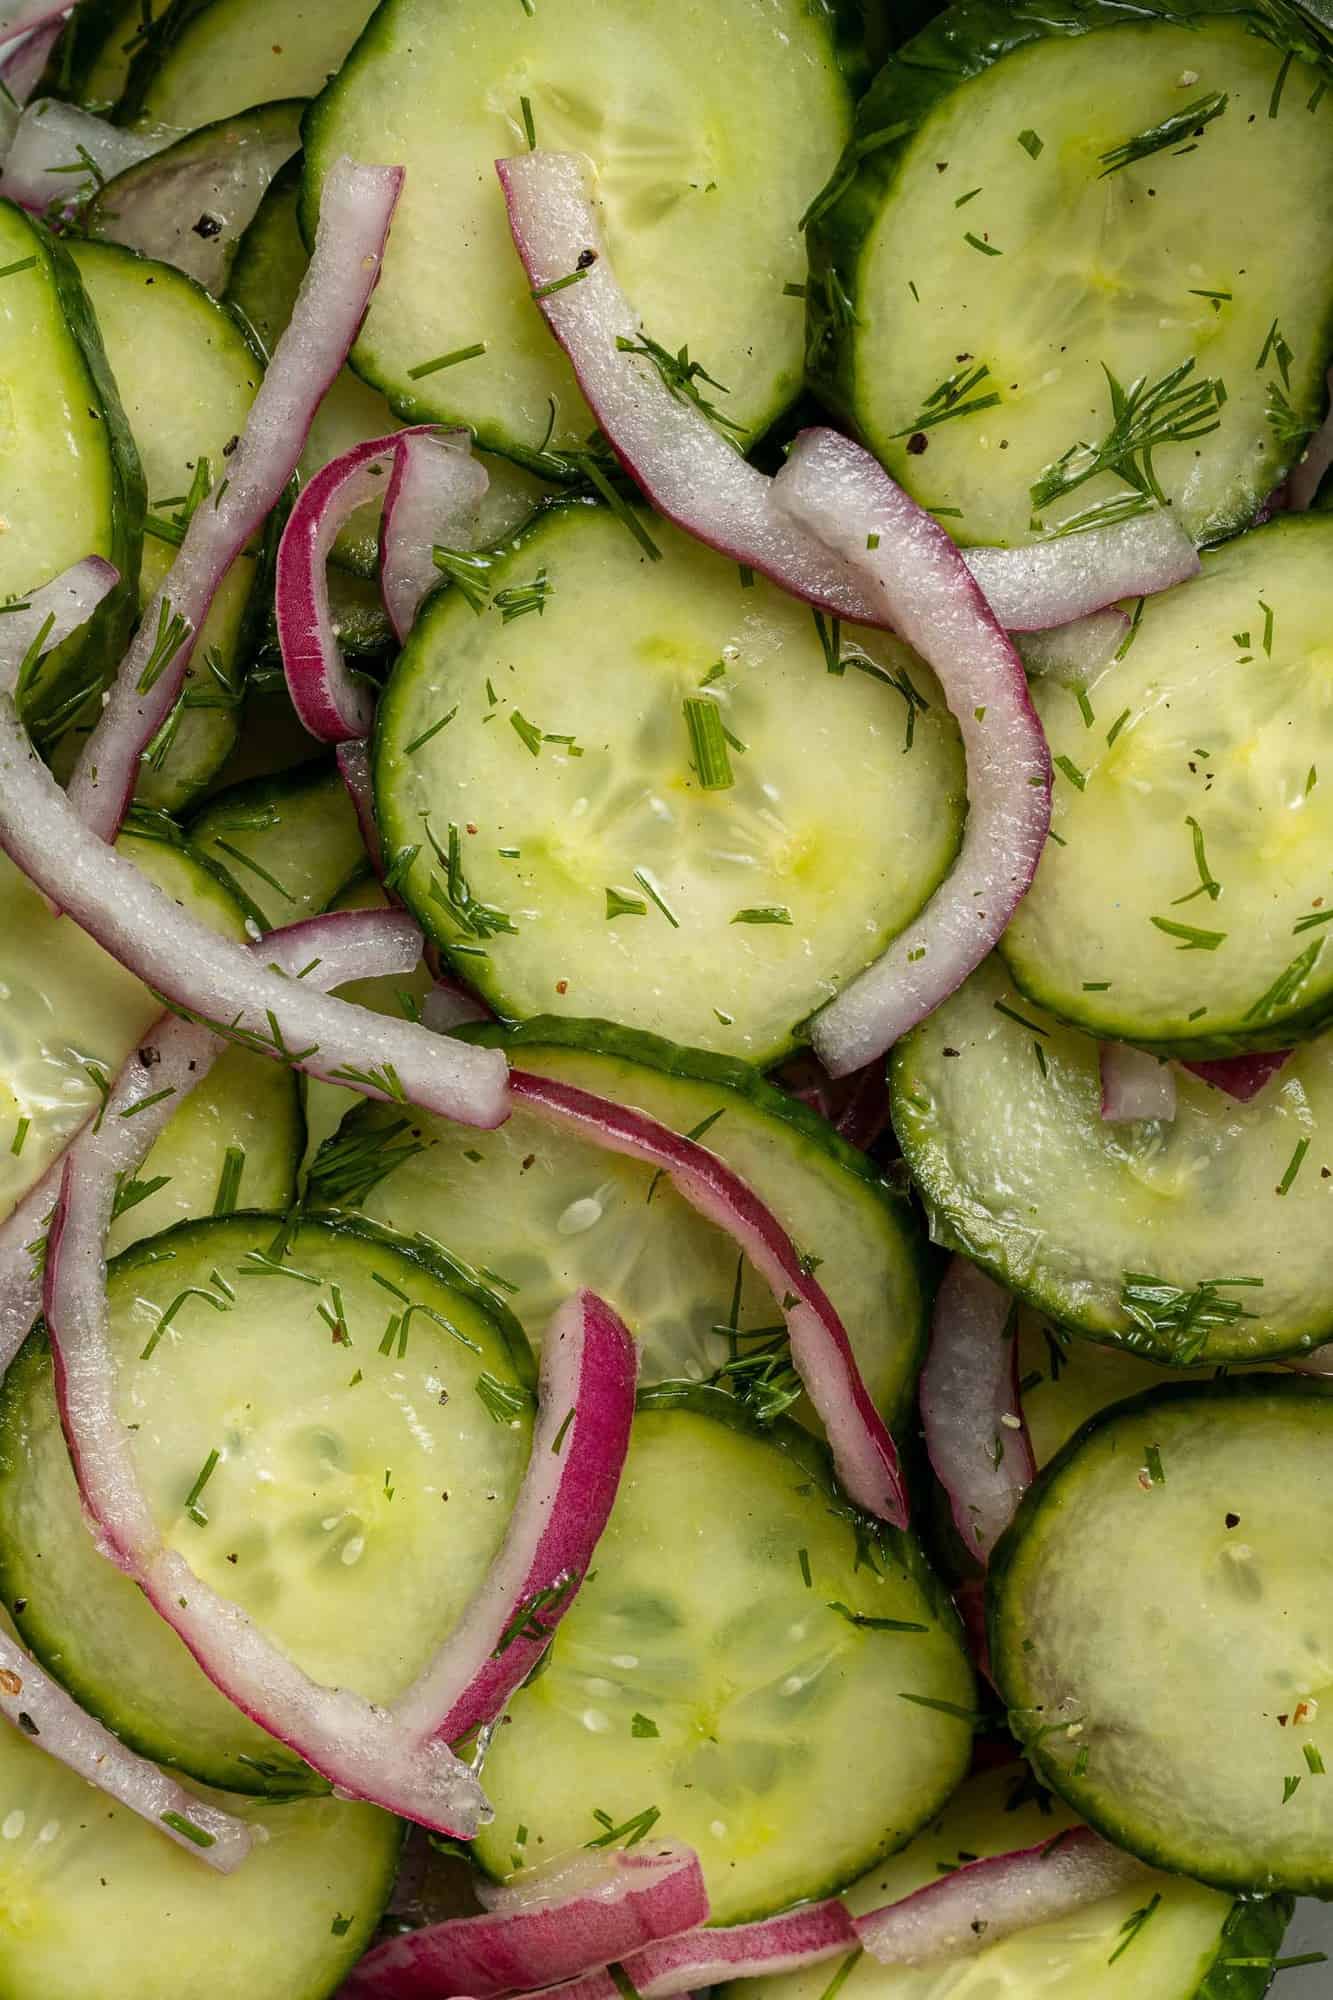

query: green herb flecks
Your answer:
[963,231,1001,256]
[632,868,679,929]
[135,596,194,697]
[308,1117,425,1209]
[1277,1137,1310,1196]
[1053,754,1087,792]
[1107,1893,1163,1965]
[1171,815,1222,905]
[424,818,518,943]
[331,1915,354,1938]
[1150,914,1226,951]
[1257,318,1295,388]
[140,1273,234,1362]
[1031,358,1226,519]
[586,1805,662,1850]
[897,1693,985,1725]
[605,887,648,921]
[475,1373,529,1425]
[494,568,551,625]
[0,256,37,280]
[1099,92,1227,175]
[9,1117,28,1158]
[1243,940,1323,1022]
[890,362,1001,439]
[1120,1272,1263,1363]
[1017,129,1044,158]
[828,1601,928,1633]
[1143,1444,1166,1487]
[532,265,591,302]
[110,1170,171,1221]
[1267,379,1311,446]
[161,1811,215,1849]
[1304,1742,1326,1775]
[731,905,792,925]
[630,1712,660,1738]
[683,695,734,790]
[432,546,496,613]
[407,343,487,381]
[183,1447,221,1526]
[615,331,745,445]
[405,708,458,756]
[493,1574,578,1655]
[212,837,295,906]
[993,999,1049,1037]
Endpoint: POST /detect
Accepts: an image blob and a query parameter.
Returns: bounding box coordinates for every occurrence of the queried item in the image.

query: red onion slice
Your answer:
[0,696,509,1127]
[0,555,119,669]
[336,738,384,872]
[1,99,168,210]
[392,1287,637,1747]
[343,1842,705,2000]
[0,1,68,49]
[965,513,1197,633]
[1099,1044,1178,1123]
[0,15,62,106]
[510,1068,908,1525]
[854,1827,1148,1966]
[777,1054,891,1154]
[920,1259,1034,1563]
[0,1624,255,1869]
[1183,1051,1291,1101]
[1017,608,1129,684]
[381,428,487,643]
[67,155,404,844]
[772,428,1051,1073]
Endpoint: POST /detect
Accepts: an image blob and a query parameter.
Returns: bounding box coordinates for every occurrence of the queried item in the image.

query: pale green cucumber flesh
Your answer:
[990,1377,1333,1895]
[717,1762,1287,2000]
[41,0,174,114]
[189,760,368,931]
[125,0,378,129]
[300,0,854,464]
[314,1017,928,1427]
[0,1676,400,2000]
[807,3,1333,548]
[472,1388,974,1925]
[373,500,965,1063]
[0,1213,532,1791]
[1017,1310,1183,1473]
[891,956,1333,1362]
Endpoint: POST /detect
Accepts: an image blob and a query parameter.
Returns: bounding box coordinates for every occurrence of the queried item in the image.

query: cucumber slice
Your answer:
[189,760,368,931]
[0,1666,400,2000]
[374,501,965,1063]
[891,956,1333,1362]
[1017,1312,1176,1473]
[1003,519,1333,1053]
[301,0,858,467]
[718,1763,1288,2000]
[472,1386,974,1925]
[87,100,303,295]
[123,0,377,129]
[806,0,1333,548]
[226,159,551,578]
[63,241,262,812]
[0,198,142,744]
[314,1016,929,1426]
[0,1213,533,1792]
[990,1376,1333,1895]
[41,0,173,115]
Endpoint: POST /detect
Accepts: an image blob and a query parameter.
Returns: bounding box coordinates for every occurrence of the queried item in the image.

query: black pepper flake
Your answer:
[192,214,224,240]
[576,247,597,269]
[17,1713,38,1737]
[906,432,929,456]
[1225,1513,1240,1528]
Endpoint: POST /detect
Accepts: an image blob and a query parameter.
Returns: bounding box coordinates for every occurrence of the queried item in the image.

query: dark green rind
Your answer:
[804,0,1333,547]
[114,0,223,125]
[1197,1898,1297,2000]
[40,0,171,113]
[989,1374,1333,1894]
[224,153,306,356]
[7,207,144,749]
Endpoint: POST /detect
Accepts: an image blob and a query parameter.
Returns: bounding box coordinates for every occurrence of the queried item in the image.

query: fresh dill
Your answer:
[1031,358,1226,518]
[891,361,1001,438]
[615,330,745,444]
[1119,1272,1262,1363]
[1098,92,1228,175]
[683,696,734,789]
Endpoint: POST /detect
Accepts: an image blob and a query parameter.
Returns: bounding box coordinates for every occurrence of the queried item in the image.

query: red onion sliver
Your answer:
[393,1287,637,1746]
[777,1053,890,1155]
[1183,1051,1291,1101]
[381,428,487,643]
[510,1068,908,1525]
[1099,1044,1177,1123]
[0,696,509,1127]
[336,738,384,872]
[0,15,62,105]
[0,1624,255,1869]
[0,1,67,47]
[854,1827,1148,1967]
[920,1259,1033,1563]
[1286,1345,1333,1377]
[67,154,404,844]
[772,428,1051,1073]
[1017,607,1129,684]
[0,555,119,670]
[1,99,168,210]
[965,513,1197,634]
[343,1842,705,2000]
[420,977,490,1033]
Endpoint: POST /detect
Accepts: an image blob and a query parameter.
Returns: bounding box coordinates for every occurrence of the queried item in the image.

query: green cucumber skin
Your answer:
[10,209,144,749]
[804,0,1333,548]
[1196,1898,1297,2000]
[988,1374,1333,1890]
[115,0,218,124]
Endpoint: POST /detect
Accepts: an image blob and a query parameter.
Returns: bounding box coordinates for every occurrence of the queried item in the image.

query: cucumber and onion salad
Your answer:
[0,0,1331,1992]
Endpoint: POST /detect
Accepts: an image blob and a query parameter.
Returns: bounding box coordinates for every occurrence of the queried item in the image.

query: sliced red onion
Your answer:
[920,1258,1033,1563]
[0,15,62,105]
[0,1,69,50]
[420,977,490,1033]
[777,1053,890,1154]
[277,436,395,741]
[1,98,168,210]
[336,738,384,871]
[1016,608,1129,684]
[381,428,487,643]
[1286,1345,1333,1377]
[343,1842,705,2000]
[0,555,119,672]
[1184,1051,1291,1101]
[854,1827,1148,1966]
[497,151,1198,637]
[0,1624,254,1869]
[1099,1044,1177,1123]
[0,697,509,1127]
[773,428,1051,1073]
[67,155,404,844]
[392,1287,636,1745]
[510,1068,908,1525]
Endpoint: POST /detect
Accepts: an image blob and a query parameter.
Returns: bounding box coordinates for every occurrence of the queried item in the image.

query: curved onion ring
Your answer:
[1099,1044,1177,1123]
[920,1259,1034,1564]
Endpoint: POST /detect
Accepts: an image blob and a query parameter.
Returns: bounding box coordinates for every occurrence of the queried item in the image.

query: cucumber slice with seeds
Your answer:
[891,956,1333,1362]
[374,500,964,1062]
[990,1376,1333,1895]
[122,0,378,130]
[0,1212,532,1792]
[1002,518,1333,1054]
[311,1016,929,1424]
[472,1386,974,1925]
[0,1659,400,2000]
[189,760,368,931]
[301,0,861,467]
[718,1762,1289,2000]
[806,0,1333,549]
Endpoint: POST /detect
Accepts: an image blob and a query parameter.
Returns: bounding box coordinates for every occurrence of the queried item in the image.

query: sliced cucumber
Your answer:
[313,1016,929,1426]
[0,198,142,744]
[990,1376,1333,1895]
[41,0,173,115]
[0,1212,532,1792]
[806,0,1333,548]
[374,500,964,1063]
[1017,1311,1177,1473]
[1003,519,1333,1053]
[301,0,858,466]
[226,158,550,578]
[718,1762,1288,2000]
[0,1661,400,2000]
[189,760,368,931]
[87,100,303,295]
[64,241,261,811]
[123,0,377,129]
[891,956,1333,1362]
[473,1386,974,1925]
